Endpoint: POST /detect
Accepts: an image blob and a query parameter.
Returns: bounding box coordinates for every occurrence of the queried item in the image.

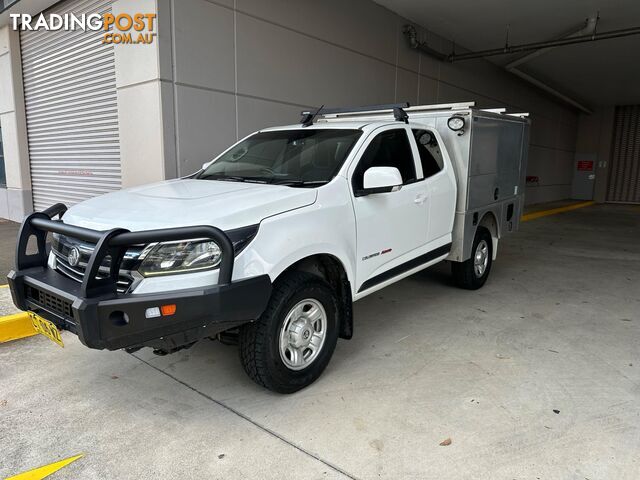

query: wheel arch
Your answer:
[478,211,499,260]
[275,253,354,340]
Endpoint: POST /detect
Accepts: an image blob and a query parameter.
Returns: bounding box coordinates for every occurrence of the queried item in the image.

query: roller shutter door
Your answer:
[607,105,640,204]
[21,0,121,211]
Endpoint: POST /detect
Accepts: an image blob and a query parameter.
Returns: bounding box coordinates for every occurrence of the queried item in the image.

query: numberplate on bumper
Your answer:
[29,312,64,347]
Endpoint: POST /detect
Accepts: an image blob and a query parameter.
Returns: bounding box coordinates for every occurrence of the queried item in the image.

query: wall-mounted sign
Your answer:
[577,160,594,171]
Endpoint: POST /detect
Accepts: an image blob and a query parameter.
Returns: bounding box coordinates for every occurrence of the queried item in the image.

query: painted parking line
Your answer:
[5,454,83,480]
[0,312,36,343]
[521,201,595,222]
[0,284,9,288]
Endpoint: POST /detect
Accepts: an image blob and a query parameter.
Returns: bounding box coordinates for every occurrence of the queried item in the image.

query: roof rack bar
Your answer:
[403,102,475,112]
[301,102,410,117]
[318,102,476,121]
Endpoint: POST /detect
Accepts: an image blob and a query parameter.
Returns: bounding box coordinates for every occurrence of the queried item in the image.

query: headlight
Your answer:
[138,240,222,277]
[447,115,465,131]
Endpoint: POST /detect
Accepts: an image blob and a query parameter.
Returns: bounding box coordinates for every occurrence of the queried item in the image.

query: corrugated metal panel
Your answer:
[21,0,121,211]
[607,105,640,204]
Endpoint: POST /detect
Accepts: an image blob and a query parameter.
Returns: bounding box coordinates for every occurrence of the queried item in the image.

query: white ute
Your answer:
[9,102,529,393]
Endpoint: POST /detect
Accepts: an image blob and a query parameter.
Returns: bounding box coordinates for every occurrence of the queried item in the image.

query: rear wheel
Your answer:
[452,227,493,290]
[239,271,339,393]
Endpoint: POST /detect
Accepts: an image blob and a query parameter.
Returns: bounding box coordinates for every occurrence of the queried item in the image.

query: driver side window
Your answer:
[352,129,416,191]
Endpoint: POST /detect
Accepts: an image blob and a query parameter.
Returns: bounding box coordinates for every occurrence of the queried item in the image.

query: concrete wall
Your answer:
[0,25,32,221]
[156,0,580,204]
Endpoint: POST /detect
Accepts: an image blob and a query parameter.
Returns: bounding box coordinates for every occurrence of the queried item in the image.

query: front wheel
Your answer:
[452,227,493,290]
[239,271,340,393]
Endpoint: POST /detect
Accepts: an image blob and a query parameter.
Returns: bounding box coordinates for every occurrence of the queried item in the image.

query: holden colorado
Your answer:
[9,102,529,393]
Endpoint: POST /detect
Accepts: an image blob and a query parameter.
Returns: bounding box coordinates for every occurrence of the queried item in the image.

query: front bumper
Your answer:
[7,203,272,352]
[8,268,271,351]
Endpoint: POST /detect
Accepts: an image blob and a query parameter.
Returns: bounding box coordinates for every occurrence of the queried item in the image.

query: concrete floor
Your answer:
[0,218,19,280]
[0,204,639,479]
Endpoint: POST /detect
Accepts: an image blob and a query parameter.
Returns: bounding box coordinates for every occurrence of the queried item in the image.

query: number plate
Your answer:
[29,312,64,348]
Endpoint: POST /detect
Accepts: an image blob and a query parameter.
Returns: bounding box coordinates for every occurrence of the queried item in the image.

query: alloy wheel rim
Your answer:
[474,239,489,278]
[279,299,327,371]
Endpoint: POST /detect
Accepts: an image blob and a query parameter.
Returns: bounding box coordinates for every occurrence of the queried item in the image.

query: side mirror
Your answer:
[357,167,403,196]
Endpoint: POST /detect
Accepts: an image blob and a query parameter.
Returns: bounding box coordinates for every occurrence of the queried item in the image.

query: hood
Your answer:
[62,179,317,231]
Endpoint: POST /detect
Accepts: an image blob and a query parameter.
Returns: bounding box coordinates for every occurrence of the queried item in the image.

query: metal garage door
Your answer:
[21,0,121,211]
[606,105,640,204]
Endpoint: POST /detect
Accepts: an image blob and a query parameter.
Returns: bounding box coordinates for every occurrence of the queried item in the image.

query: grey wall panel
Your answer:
[157,0,174,82]
[414,29,447,77]
[555,120,578,152]
[554,150,575,185]
[417,75,438,105]
[175,85,236,177]
[236,13,396,108]
[173,0,235,91]
[395,23,420,73]
[21,0,121,211]
[237,0,397,65]
[526,146,574,195]
[394,68,419,105]
[439,57,508,101]
[160,80,177,179]
[525,185,571,205]
[236,96,303,139]
[207,0,233,8]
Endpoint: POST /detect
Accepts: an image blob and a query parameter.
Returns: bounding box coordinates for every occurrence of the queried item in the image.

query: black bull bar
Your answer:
[7,203,271,352]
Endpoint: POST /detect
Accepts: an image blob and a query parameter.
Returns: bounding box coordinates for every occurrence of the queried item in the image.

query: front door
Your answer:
[349,126,429,292]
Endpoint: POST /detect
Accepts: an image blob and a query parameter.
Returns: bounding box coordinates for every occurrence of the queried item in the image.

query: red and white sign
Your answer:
[577,160,594,172]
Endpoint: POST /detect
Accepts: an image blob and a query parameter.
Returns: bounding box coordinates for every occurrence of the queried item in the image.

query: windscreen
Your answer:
[198,129,362,187]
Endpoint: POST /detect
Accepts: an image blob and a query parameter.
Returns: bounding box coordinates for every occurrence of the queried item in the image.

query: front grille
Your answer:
[53,250,134,294]
[25,285,73,318]
[52,235,141,294]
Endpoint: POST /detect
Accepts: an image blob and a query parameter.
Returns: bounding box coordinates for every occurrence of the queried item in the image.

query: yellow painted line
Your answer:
[5,454,83,480]
[0,284,9,289]
[521,201,595,222]
[0,312,37,343]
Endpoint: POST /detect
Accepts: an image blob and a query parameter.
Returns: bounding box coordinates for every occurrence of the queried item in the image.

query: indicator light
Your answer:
[161,304,177,316]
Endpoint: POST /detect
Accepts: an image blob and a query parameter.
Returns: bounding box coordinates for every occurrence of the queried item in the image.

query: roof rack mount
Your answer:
[300,102,411,126]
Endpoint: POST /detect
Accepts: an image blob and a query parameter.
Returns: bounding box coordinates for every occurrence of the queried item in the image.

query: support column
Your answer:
[113,0,176,188]
[0,25,32,221]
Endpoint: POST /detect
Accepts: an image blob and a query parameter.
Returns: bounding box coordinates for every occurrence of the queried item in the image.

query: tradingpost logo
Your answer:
[10,12,157,45]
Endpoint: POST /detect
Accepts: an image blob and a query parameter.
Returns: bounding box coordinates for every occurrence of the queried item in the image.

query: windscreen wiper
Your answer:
[200,174,267,183]
[272,180,328,187]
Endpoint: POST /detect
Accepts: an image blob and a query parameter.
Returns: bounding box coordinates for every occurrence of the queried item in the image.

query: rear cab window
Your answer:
[412,129,444,179]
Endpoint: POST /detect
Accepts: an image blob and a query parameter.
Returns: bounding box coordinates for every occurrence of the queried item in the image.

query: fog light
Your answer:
[145,307,161,319]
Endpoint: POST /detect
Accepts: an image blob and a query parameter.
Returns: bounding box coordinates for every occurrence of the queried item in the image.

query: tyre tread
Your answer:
[239,271,335,392]
[452,227,492,290]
